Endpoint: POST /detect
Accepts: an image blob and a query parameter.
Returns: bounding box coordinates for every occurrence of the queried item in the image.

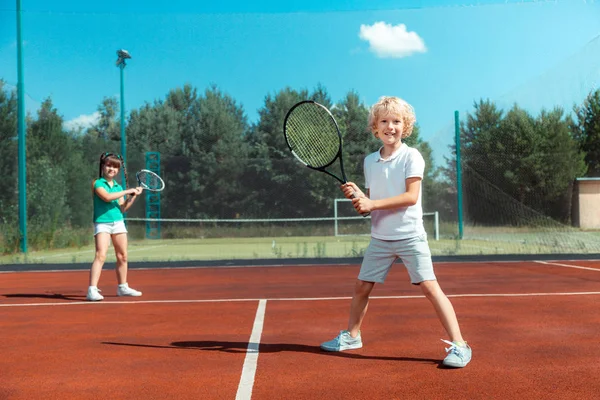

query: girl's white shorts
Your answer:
[94,220,128,236]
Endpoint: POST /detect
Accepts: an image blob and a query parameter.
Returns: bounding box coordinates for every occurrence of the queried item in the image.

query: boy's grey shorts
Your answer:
[358,234,436,285]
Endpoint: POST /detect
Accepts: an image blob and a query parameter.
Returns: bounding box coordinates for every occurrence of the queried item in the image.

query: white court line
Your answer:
[236,299,266,400]
[534,260,600,272]
[2,292,600,308]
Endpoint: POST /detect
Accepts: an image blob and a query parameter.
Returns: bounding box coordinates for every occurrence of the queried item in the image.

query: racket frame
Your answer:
[283,100,369,216]
[283,100,349,184]
[135,169,165,192]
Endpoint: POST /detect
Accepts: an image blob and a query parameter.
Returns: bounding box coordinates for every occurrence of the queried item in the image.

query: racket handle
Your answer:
[350,192,371,217]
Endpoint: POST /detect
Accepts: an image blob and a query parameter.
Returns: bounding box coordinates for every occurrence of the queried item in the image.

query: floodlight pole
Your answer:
[16,0,27,253]
[116,51,130,186]
[119,65,126,183]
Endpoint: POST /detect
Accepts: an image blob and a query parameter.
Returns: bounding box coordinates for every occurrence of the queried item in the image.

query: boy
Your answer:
[320,96,472,368]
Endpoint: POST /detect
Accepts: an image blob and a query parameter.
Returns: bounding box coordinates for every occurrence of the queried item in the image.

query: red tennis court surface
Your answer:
[1,260,600,399]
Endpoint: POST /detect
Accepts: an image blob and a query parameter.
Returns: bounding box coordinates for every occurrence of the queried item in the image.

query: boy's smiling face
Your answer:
[375,112,404,146]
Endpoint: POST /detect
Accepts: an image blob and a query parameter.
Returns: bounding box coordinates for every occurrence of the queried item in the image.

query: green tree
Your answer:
[443,99,504,225]
[0,81,18,209]
[26,99,71,246]
[87,97,120,141]
[535,107,586,221]
[244,87,310,217]
[403,125,445,215]
[0,80,19,251]
[572,89,600,176]
[446,99,585,225]
[245,86,353,218]
[177,85,250,218]
[332,91,376,186]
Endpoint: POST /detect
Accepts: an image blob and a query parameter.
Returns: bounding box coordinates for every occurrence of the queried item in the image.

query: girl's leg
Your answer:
[111,232,129,284]
[89,233,111,287]
[347,279,376,337]
[112,233,141,296]
[419,280,464,343]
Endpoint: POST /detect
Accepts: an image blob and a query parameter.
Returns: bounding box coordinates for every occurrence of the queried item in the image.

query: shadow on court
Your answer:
[102,340,441,365]
[3,292,85,301]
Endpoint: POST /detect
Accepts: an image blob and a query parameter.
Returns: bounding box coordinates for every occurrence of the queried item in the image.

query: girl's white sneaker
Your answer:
[117,283,142,297]
[86,287,104,301]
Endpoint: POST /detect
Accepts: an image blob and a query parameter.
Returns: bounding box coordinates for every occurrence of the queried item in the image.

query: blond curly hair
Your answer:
[368,96,416,139]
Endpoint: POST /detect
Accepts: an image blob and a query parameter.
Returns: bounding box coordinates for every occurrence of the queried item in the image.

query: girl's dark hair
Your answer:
[98,152,128,189]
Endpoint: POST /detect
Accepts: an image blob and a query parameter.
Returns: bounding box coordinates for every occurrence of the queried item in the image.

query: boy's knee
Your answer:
[116,253,128,263]
[419,280,441,298]
[354,280,375,296]
[94,253,107,263]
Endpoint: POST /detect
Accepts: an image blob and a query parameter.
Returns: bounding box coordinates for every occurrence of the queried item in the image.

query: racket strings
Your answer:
[137,171,164,190]
[285,104,340,168]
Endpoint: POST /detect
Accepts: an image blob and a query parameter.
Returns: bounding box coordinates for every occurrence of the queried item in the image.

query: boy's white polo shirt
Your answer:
[364,143,426,240]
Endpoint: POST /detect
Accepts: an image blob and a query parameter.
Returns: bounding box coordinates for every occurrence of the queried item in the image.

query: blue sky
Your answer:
[1,0,599,165]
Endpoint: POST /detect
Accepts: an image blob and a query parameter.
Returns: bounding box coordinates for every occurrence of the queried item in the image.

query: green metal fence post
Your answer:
[455,110,464,240]
[17,0,27,253]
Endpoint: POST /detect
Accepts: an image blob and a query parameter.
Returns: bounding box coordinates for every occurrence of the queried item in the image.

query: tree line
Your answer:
[1,79,599,253]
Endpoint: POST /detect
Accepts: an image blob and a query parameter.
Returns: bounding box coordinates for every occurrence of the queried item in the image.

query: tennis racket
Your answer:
[283,100,369,217]
[135,169,165,192]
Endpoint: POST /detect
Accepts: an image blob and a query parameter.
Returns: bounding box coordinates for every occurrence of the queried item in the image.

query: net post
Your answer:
[434,211,439,241]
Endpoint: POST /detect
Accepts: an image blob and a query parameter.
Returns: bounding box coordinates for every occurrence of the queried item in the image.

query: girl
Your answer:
[87,152,144,301]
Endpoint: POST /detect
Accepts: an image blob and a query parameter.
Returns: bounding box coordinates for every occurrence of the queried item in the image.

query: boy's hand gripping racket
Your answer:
[135,169,165,192]
[283,100,370,217]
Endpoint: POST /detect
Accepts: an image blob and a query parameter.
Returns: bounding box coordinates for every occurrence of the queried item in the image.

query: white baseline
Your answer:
[236,299,267,400]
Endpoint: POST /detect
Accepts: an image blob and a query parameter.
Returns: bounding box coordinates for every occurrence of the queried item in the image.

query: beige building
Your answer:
[573,178,600,229]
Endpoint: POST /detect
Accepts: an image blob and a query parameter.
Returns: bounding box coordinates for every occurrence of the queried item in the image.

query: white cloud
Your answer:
[64,112,100,132]
[359,22,427,58]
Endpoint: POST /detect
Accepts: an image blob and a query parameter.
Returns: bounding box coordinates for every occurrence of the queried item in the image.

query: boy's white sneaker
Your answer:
[117,283,142,297]
[441,339,472,368]
[86,287,104,301]
[320,330,363,351]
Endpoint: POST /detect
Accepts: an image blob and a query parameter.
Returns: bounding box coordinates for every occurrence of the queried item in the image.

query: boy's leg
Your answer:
[321,239,395,352]
[399,234,471,367]
[348,238,397,336]
[396,234,465,340]
[321,279,375,352]
[347,279,376,337]
[419,280,464,343]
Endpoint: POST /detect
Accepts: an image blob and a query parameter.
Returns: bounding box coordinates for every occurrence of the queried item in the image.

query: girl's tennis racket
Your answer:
[135,169,165,192]
[283,100,369,216]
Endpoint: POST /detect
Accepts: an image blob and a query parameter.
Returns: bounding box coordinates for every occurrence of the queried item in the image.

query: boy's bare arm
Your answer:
[352,177,421,214]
